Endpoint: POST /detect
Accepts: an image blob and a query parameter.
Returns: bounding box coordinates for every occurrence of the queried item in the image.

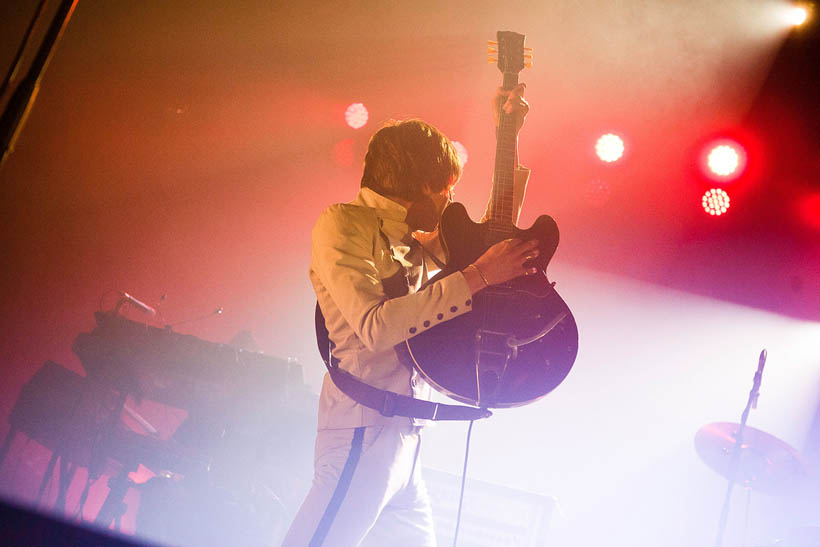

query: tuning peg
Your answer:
[524,47,533,52]
[488,40,498,46]
[524,61,533,68]
[524,53,533,59]
[488,46,498,53]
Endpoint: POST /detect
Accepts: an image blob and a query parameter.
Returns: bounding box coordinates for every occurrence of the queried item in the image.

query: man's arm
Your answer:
[481,166,531,224]
[485,83,531,223]
[312,206,474,353]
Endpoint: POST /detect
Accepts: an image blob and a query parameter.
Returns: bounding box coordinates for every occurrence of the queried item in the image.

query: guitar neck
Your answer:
[487,71,519,237]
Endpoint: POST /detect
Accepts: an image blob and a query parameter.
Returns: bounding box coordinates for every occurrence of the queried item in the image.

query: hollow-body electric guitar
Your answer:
[399,31,579,408]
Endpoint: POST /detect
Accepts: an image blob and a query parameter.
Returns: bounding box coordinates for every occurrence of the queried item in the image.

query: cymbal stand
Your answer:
[714,349,767,547]
[742,486,752,547]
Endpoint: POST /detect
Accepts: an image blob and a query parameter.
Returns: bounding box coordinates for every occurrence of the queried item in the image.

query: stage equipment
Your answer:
[423,467,556,547]
[70,310,316,543]
[0,361,103,513]
[695,422,806,496]
[2,306,315,544]
[114,292,156,316]
[73,311,304,410]
[71,310,313,527]
[696,350,808,547]
[713,348,768,547]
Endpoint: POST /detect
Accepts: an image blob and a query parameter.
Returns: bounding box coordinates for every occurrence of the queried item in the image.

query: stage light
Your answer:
[701,140,746,182]
[707,145,740,177]
[797,193,820,230]
[451,140,468,167]
[702,188,731,216]
[786,5,809,26]
[344,103,368,129]
[595,133,624,163]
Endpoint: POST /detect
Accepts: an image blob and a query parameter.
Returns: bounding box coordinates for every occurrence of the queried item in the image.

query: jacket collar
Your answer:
[351,187,410,242]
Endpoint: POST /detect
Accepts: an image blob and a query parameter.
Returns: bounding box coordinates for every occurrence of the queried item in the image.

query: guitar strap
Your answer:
[314,304,490,421]
[312,228,490,422]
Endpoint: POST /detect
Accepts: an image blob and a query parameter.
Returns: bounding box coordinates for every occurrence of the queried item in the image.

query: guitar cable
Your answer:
[452,419,475,547]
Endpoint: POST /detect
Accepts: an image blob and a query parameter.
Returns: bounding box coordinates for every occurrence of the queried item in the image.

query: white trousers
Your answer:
[281,423,436,547]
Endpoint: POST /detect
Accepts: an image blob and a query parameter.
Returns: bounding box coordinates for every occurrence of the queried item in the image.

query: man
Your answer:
[282,84,534,546]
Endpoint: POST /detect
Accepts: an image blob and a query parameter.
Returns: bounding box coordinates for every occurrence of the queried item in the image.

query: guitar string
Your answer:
[489,109,513,339]
[481,98,517,399]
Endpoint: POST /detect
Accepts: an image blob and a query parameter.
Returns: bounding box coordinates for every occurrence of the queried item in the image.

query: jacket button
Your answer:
[465,299,472,306]
[437,313,444,320]
[423,320,430,327]
[409,327,417,334]
[450,306,458,313]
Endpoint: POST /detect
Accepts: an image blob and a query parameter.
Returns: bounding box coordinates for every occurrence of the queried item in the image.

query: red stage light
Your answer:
[451,140,468,167]
[797,193,820,231]
[702,140,746,182]
[702,188,731,216]
[344,103,368,129]
[595,133,624,163]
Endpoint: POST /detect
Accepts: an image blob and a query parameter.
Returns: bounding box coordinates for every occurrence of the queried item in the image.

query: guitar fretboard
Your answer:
[487,71,520,240]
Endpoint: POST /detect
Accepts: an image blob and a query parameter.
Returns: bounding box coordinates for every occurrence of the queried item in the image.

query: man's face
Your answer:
[405,185,454,232]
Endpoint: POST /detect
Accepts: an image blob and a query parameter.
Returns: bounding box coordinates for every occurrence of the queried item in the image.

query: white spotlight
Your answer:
[595,133,625,163]
[451,140,469,167]
[344,103,369,129]
[785,5,809,27]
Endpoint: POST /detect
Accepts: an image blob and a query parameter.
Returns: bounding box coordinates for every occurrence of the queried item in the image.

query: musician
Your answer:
[282,84,534,546]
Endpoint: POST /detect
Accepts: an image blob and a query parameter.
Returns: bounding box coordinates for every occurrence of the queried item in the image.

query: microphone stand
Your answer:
[164,307,223,331]
[714,349,767,547]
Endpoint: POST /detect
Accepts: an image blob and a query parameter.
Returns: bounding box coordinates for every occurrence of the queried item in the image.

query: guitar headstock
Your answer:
[488,31,532,76]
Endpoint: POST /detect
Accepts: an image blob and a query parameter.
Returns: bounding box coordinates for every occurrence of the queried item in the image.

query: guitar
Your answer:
[399,31,579,409]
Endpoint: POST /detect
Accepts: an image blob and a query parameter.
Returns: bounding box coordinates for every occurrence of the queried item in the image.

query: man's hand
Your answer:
[492,83,529,135]
[462,238,539,294]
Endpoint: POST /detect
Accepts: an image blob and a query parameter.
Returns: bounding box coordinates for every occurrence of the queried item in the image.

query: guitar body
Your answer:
[401,203,579,408]
[399,30,578,409]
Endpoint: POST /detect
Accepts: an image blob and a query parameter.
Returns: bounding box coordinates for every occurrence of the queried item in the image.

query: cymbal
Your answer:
[694,422,807,496]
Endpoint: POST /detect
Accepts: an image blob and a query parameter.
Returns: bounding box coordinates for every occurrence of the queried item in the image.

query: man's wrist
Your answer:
[463,264,489,294]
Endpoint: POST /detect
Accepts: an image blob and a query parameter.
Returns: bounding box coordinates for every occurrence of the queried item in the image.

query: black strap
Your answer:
[309,427,365,547]
[315,303,490,422]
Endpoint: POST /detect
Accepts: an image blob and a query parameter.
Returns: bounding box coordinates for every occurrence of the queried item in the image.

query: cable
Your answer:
[452,419,475,547]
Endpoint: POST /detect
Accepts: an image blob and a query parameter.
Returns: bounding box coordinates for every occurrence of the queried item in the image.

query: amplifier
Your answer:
[424,467,556,547]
